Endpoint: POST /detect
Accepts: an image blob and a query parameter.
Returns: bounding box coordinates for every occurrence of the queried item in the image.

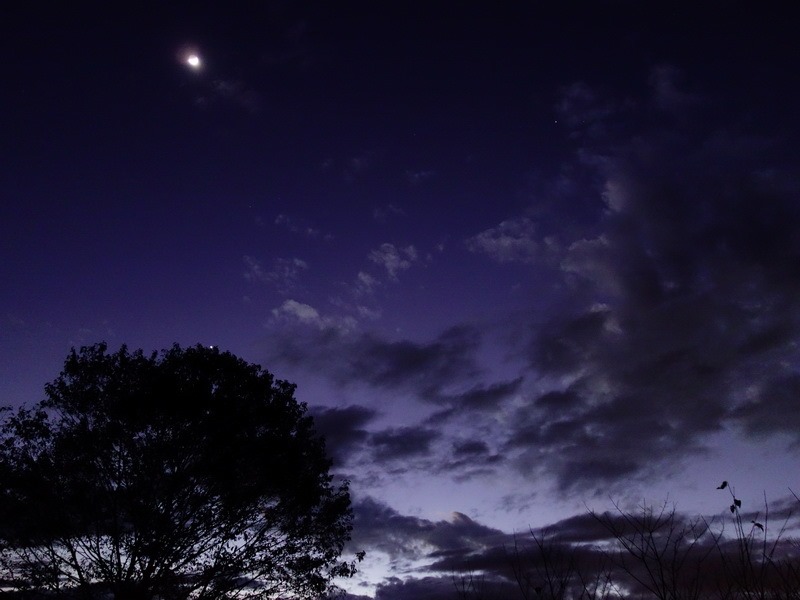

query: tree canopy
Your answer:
[0,343,359,600]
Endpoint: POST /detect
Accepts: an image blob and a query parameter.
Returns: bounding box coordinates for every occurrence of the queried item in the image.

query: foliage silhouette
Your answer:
[0,343,360,600]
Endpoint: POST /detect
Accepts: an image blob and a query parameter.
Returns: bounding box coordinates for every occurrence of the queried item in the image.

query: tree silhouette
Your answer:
[0,343,360,600]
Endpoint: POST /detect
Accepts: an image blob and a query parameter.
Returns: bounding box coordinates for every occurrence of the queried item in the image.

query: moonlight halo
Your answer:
[177,45,203,70]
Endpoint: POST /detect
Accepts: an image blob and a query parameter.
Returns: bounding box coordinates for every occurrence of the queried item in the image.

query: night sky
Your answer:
[2,3,799,598]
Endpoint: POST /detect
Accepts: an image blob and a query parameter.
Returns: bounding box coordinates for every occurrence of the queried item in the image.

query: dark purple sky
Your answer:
[2,3,799,597]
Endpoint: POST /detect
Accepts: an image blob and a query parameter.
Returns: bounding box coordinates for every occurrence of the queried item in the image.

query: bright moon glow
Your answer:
[186,55,201,68]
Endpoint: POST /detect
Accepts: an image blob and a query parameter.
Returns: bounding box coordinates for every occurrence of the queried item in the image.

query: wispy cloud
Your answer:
[274,213,332,240]
[466,218,538,264]
[243,256,308,293]
[373,204,405,222]
[354,271,381,295]
[321,153,376,183]
[648,64,702,113]
[368,243,418,280]
[271,299,356,331]
[211,79,261,114]
[405,170,435,185]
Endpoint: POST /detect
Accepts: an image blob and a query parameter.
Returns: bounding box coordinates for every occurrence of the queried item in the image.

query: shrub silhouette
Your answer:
[454,484,799,600]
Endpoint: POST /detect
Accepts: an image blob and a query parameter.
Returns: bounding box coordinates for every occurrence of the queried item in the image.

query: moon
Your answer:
[186,54,201,69]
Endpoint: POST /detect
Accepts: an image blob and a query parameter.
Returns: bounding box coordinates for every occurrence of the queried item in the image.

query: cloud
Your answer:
[368,243,418,280]
[310,404,377,466]
[263,314,521,481]
[405,170,435,185]
[730,373,800,439]
[348,155,369,175]
[346,499,643,599]
[272,299,319,324]
[441,439,504,481]
[271,299,356,331]
[268,66,800,507]
[439,378,523,411]
[356,305,382,320]
[350,497,507,564]
[243,255,269,283]
[425,377,524,426]
[499,67,800,492]
[274,213,332,240]
[648,64,702,113]
[211,78,261,113]
[349,326,479,393]
[373,577,459,600]
[322,153,376,183]
[466,217,538,264]
[243,256,308,293]
[354,271,380,296]
[186,64,262,114]
[356,493,800,600]
[373,204,405,222]
[264,320,484,408]
[555,81,625,138]
[453,439,490,457]
[369,426,440,462]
